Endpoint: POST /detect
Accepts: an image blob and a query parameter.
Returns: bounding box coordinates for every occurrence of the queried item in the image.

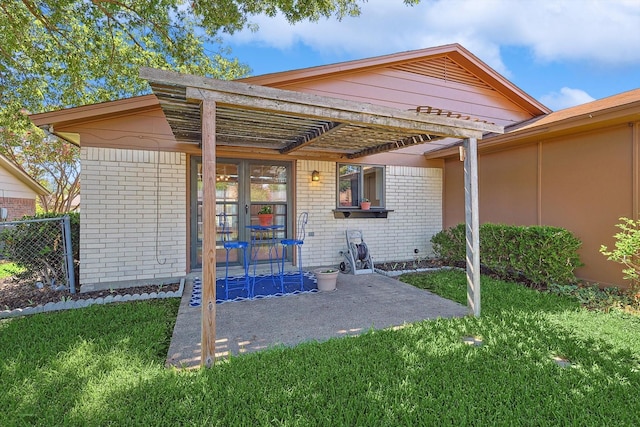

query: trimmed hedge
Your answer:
[431,223,583,287]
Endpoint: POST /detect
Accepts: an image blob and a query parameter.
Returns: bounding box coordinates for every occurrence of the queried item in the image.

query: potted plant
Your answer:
[360,198,371,210]
[314,268,339,291]
[257,205,273,226]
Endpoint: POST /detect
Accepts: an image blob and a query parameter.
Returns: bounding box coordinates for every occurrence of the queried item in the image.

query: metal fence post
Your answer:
[63,215,76,294]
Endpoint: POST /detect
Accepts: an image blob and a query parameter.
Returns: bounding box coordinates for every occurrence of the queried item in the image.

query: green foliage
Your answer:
[0,129,80,213]
[431,223,583,287]
[1,212,79,286]
[548,282,640,314]
[0,262,25,279]
[430,223,466,263]
[600,216,640,281]
[258,205,272,214]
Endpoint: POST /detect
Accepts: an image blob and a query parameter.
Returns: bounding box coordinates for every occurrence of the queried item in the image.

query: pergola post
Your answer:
[463,137,481,317]
[201,99,217,367]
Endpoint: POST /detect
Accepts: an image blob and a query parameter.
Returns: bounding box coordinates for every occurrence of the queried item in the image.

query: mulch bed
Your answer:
[0,277,181,312]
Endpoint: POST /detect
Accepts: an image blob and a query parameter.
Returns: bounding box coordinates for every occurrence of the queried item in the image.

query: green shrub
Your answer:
[1,212,79,286]
[431,223,583,287]
[430,223,466,263]
[600,217,640,281]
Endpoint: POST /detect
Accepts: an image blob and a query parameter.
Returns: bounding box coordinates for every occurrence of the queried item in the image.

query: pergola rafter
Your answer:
[280,122,345,154]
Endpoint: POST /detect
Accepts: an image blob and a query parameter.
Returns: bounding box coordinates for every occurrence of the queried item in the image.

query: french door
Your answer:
[190,158,291,269]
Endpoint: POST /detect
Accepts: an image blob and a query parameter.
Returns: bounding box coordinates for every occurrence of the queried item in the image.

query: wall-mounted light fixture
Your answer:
[311,170,320,182]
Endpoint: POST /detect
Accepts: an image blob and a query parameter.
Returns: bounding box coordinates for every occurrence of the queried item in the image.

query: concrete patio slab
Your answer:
[165,271,468,369]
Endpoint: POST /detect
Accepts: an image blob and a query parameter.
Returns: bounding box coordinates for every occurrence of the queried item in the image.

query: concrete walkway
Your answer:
[165,272,468,369]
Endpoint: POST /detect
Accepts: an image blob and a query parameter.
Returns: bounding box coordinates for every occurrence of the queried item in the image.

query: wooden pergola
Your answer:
[140,67,504,367]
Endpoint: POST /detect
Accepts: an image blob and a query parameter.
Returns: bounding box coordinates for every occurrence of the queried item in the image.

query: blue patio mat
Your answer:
[189,272,318,307]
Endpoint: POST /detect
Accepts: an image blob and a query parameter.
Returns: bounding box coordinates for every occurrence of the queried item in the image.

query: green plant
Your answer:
[0,262,25,279]
[361,198,370,203]
[258,205,272,215]
[431,223,583,287]
[1,213,79,286]
[600,216,640,281]
[430,223,467,264]
[548,282,640,314]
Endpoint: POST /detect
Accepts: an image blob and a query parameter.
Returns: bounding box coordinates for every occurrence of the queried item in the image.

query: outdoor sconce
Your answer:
[311,170,320,181]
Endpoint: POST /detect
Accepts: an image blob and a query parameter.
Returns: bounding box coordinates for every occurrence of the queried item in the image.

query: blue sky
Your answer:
[221,0,640,111]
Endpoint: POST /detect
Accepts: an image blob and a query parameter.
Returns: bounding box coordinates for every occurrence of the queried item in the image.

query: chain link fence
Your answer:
[0,216,76,293]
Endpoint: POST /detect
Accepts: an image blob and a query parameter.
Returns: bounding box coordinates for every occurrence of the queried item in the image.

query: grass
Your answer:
[1,271,639,425]
[0,261,25,279]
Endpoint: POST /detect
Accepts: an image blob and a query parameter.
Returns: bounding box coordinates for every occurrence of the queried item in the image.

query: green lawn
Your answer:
[1,270,639,426]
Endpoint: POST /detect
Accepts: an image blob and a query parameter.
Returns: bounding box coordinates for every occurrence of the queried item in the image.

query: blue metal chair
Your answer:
[219,213,251,300]
[280,212,308,293]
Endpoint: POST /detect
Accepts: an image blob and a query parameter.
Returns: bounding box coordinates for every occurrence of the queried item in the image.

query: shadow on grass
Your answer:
[0,300,179,425]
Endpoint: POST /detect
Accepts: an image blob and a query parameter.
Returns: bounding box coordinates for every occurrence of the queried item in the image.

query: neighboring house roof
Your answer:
[0,153,49,196]
[240,43,550,118]
[426,88,640,158]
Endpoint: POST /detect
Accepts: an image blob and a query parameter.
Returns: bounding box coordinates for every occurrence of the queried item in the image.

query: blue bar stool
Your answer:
[280,212,308,293]
[219,213,251,299]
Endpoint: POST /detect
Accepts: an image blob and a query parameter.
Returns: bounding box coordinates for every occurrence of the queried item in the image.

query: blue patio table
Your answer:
[246,224,285,293]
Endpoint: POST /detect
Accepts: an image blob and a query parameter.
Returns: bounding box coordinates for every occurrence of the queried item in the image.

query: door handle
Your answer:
[245,204,249,214]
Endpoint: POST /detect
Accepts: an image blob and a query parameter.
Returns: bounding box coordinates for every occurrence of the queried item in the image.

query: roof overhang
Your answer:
[140,67,503,159]
[0,154,50,196]
[426,89,640,159]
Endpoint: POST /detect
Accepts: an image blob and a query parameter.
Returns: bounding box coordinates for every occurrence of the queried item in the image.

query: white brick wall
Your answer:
[296,160,443,269]
[80,147,186,290]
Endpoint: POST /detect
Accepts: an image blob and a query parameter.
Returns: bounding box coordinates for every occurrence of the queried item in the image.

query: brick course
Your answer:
[1,197,36,220]
[80,147,186,289]
[296,161,442,269]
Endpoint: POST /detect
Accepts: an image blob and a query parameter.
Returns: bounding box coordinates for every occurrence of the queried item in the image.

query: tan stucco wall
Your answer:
[297,160,443,269]
[79,147,187,290]
[443,123,638,287]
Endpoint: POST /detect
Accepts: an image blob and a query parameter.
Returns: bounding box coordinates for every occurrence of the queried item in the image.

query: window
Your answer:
[337,163,385,208]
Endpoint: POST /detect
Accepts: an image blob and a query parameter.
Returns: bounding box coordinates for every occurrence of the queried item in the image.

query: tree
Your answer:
[1,126,79,213]
[0,0,418,212]
[2,0,419,119]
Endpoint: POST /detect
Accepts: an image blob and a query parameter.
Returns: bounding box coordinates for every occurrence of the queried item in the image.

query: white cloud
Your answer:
[539,87,596,110]
[225,0,640,72]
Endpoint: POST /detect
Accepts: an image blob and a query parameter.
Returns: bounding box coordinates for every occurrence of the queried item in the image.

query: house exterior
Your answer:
[429,89,640,288]
[0,153,49,220]
[30,43,576,292]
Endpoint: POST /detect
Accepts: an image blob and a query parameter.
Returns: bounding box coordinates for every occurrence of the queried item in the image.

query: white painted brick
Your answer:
[295,160,443,268]
[80,147,187,287]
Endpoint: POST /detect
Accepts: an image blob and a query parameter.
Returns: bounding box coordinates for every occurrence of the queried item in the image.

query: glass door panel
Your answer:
[215,163,240,264]
[249,164,288,262]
